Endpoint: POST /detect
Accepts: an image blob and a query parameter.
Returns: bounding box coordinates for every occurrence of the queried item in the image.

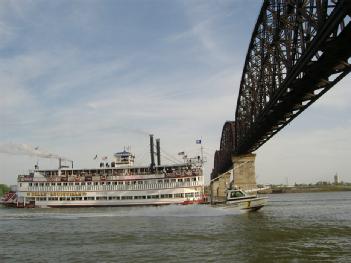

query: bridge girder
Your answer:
[212,0,351,179]
[235,0,351,154]
[211,121,236,179]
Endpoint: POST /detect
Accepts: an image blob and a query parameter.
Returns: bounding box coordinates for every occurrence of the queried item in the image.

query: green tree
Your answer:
[0,184,10,197]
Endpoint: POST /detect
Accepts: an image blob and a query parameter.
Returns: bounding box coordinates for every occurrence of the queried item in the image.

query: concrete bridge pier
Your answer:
[210,153,257,203]
[232,153,257,191]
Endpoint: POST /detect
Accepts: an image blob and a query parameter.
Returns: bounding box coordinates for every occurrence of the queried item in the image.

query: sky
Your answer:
[0,0,350,186]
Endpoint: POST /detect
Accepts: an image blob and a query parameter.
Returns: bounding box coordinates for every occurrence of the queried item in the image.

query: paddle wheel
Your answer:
[0,191,18,207]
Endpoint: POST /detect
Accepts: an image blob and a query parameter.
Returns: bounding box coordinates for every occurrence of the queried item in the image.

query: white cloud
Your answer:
[0,21,16,48]
[165,2,236,64]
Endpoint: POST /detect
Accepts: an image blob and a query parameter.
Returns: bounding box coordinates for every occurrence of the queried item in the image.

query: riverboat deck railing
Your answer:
[19,179,203,192]
[18,169,202,182]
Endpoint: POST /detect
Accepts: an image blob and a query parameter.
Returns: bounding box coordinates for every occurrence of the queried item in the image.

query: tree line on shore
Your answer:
[0,184,10,197]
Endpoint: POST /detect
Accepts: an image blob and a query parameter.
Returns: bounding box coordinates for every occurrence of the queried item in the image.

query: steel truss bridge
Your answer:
[212,0,351,179]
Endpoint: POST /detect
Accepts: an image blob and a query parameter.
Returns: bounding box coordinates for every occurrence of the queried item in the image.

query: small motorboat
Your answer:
[213,188,267,212]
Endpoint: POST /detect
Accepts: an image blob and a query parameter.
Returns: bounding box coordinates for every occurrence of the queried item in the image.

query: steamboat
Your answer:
[1,135,205,208]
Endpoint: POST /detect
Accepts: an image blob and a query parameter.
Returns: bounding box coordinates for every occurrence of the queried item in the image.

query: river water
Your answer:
[1,191,350,263]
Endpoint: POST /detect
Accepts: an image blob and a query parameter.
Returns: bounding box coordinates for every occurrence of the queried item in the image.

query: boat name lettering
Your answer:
[26,192,87,197]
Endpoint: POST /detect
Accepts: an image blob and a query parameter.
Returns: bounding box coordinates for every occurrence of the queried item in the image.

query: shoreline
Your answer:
[258,185,351,194]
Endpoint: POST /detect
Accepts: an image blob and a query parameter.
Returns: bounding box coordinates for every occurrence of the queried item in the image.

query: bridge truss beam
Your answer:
[235,0,351,154]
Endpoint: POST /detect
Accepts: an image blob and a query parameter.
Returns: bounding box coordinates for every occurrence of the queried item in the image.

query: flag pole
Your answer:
[200,137,204,165]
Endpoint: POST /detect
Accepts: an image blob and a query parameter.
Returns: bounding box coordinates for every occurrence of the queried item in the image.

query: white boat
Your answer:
[213,189,267,212]
[1,135,206,208]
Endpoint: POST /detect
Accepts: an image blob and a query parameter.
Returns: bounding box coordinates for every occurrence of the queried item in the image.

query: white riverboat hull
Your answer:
[36,198,204,208]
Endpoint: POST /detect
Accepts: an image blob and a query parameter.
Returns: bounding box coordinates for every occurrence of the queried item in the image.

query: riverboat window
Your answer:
[185,193,194,198]
[160,194,172,198]
[125,181,130,185]
[121,196,133,200]
[174,193,184,198]
[101,182,105,185]
[185,178,190,182]
[192,178,197,181]
[71,197,82,201]
[94,182,98,185]
[132,181,137,184]
[57,183,62,186]
[177,179,183,182]
[137,181,143,184]
[171,179,176,182]
[68,182,73,186]
[87,182,92,185]
[81,182,86,186]
[96,196,108,200]
[63,183,67,186]
[36,197,47,201]
[45,183,50,186]
[34,183,38,186]
[113,182,117,185]
[51,183,55,186]
[164,179,169,183]
[107,182,111,185]
[75,182,79,185]
[48,197,59,201]
[29,183,32,186]
[136,196,147,199]
[147,195,159,199]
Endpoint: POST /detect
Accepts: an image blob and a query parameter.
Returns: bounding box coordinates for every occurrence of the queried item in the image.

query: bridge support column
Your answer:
[232,153,256,191]
[209,171,231,204]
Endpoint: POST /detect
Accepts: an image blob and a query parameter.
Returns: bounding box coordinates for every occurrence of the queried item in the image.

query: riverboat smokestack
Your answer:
[149,134,155,169]
[156,138,161,166]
